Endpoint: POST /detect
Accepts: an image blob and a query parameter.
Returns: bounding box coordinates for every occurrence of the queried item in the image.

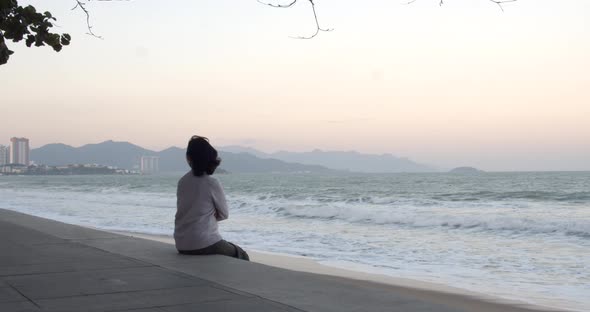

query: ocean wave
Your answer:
[432,191,590,203]
[2,175,589,239]
[285,206,590,238]
[230,194,590,238]
[240,191,590,206]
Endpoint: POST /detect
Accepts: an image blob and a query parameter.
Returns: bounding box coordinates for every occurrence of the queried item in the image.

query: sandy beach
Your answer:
[114,231,570,312]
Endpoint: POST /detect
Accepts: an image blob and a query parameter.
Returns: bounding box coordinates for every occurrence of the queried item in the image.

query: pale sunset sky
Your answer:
[1,0,589,171]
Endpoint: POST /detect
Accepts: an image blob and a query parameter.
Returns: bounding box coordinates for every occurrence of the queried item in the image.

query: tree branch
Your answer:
[71,0,131,39]
[257,0,297,8]
[72,1,102,39]
[488,0,517,12]
[258,0,333,39]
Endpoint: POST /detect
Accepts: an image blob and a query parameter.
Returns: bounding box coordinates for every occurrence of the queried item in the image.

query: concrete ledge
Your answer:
[0,209,561,312]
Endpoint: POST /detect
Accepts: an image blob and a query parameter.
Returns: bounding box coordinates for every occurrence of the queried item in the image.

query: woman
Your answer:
[174,135,249,260]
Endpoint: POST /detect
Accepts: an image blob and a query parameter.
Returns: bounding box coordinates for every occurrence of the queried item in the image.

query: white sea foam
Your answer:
[227,193,590,238]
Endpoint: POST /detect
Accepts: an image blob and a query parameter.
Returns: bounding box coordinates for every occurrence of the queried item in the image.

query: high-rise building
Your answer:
[10,137,30,165]
[0,145,8,166]
[140,156,159,174]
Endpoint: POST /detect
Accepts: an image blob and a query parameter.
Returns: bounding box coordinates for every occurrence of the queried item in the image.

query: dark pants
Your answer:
[178,240,250,261]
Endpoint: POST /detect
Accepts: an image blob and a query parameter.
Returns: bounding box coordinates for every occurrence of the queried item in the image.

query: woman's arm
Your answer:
[210,178,229,221]
[175,179,183,222]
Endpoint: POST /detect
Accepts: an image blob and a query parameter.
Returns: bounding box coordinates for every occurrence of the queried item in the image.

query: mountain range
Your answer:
[219,146,434,172]
[30,141,435,173]
[30,141,334,173]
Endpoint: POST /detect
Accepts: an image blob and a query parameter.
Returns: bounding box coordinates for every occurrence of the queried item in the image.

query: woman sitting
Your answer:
[174,135,249,260]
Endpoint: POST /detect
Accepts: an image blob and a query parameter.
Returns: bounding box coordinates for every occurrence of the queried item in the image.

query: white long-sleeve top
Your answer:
[174,172,229,251]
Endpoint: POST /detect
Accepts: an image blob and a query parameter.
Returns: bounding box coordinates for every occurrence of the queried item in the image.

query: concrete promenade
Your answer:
[0,209,555,312]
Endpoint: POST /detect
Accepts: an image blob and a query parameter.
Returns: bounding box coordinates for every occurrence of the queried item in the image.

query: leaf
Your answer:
[0,45,13,65]
[61,33,71,46]
[25,34,35,47]
[23,5,36,15]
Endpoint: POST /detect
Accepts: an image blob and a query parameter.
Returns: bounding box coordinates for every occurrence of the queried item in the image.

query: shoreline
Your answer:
[113,230,571,312]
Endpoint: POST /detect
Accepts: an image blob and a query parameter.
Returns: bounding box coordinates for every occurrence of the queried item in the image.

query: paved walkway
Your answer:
[0,209,553,312]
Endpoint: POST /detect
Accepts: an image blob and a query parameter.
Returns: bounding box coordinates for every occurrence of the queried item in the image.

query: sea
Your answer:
[0,172,588,311]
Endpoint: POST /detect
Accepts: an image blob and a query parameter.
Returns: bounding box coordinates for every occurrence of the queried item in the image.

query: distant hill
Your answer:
[31,141,149,169]
[219,146,435,173]
[31,141,335,173]
[218,145,268,158]
[219,152,333,173]
[449,167,484,174]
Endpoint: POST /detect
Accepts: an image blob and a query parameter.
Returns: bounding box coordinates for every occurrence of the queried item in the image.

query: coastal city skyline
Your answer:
[0,137,30,166]
[0,136,158,175]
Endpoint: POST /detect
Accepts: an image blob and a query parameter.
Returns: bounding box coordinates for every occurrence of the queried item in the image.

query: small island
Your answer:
[449,166,484,174]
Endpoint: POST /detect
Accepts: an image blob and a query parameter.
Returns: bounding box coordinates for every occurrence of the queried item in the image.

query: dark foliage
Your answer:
[0,0,70,65]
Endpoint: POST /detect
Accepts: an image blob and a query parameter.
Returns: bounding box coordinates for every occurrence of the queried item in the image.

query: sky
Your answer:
[1,0,589,171]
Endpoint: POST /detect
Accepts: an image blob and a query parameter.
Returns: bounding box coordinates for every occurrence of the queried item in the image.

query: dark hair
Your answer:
[186,136,221,176]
